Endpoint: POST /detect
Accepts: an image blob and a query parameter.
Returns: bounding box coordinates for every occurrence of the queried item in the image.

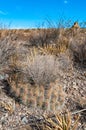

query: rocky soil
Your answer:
[0,66,86,130]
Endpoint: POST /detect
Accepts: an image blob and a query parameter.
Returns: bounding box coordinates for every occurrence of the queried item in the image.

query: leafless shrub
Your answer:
[29,28,60,47]
[0,37,29,78]
[0,38,16,68]
[69,38,86,68]
[23,54,72,86]
[29,27,69,55]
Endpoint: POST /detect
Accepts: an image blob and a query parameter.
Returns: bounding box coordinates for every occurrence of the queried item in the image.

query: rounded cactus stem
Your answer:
[7,77,66,112]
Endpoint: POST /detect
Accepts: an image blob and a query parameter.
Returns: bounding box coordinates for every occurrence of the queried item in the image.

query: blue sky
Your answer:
[0,0,86,28]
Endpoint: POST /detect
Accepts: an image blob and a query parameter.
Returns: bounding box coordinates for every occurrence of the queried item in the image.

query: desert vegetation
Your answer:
[0,21,86,130]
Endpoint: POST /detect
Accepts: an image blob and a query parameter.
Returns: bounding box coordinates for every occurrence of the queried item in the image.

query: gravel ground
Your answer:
[0,66,86,130]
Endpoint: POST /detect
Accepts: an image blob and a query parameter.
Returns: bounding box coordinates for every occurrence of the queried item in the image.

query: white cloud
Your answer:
[0,10,8,15]
[64,0,68,4]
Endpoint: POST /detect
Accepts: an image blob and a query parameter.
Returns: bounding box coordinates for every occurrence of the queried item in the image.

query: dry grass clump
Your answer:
[43,113,79,130]
[38,36,69,55]
[25,112,79,130]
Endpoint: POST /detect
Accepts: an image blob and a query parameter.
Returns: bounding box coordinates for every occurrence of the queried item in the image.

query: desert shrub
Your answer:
[0,37,16,69]
[38,29,69,55]
[22,53,72,86]
[0,37,29,79]
[29,28,60,47]
[69,38,86,68]
[29,28,69,55]
[26,55,59,85]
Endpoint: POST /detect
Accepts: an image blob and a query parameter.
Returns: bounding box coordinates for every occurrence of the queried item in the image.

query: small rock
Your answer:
[21,116,28,124]
[73,85,78,90]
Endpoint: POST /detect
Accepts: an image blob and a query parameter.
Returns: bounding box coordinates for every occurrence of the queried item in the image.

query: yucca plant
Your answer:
[44,112,79,130]
[28,112,79,130]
